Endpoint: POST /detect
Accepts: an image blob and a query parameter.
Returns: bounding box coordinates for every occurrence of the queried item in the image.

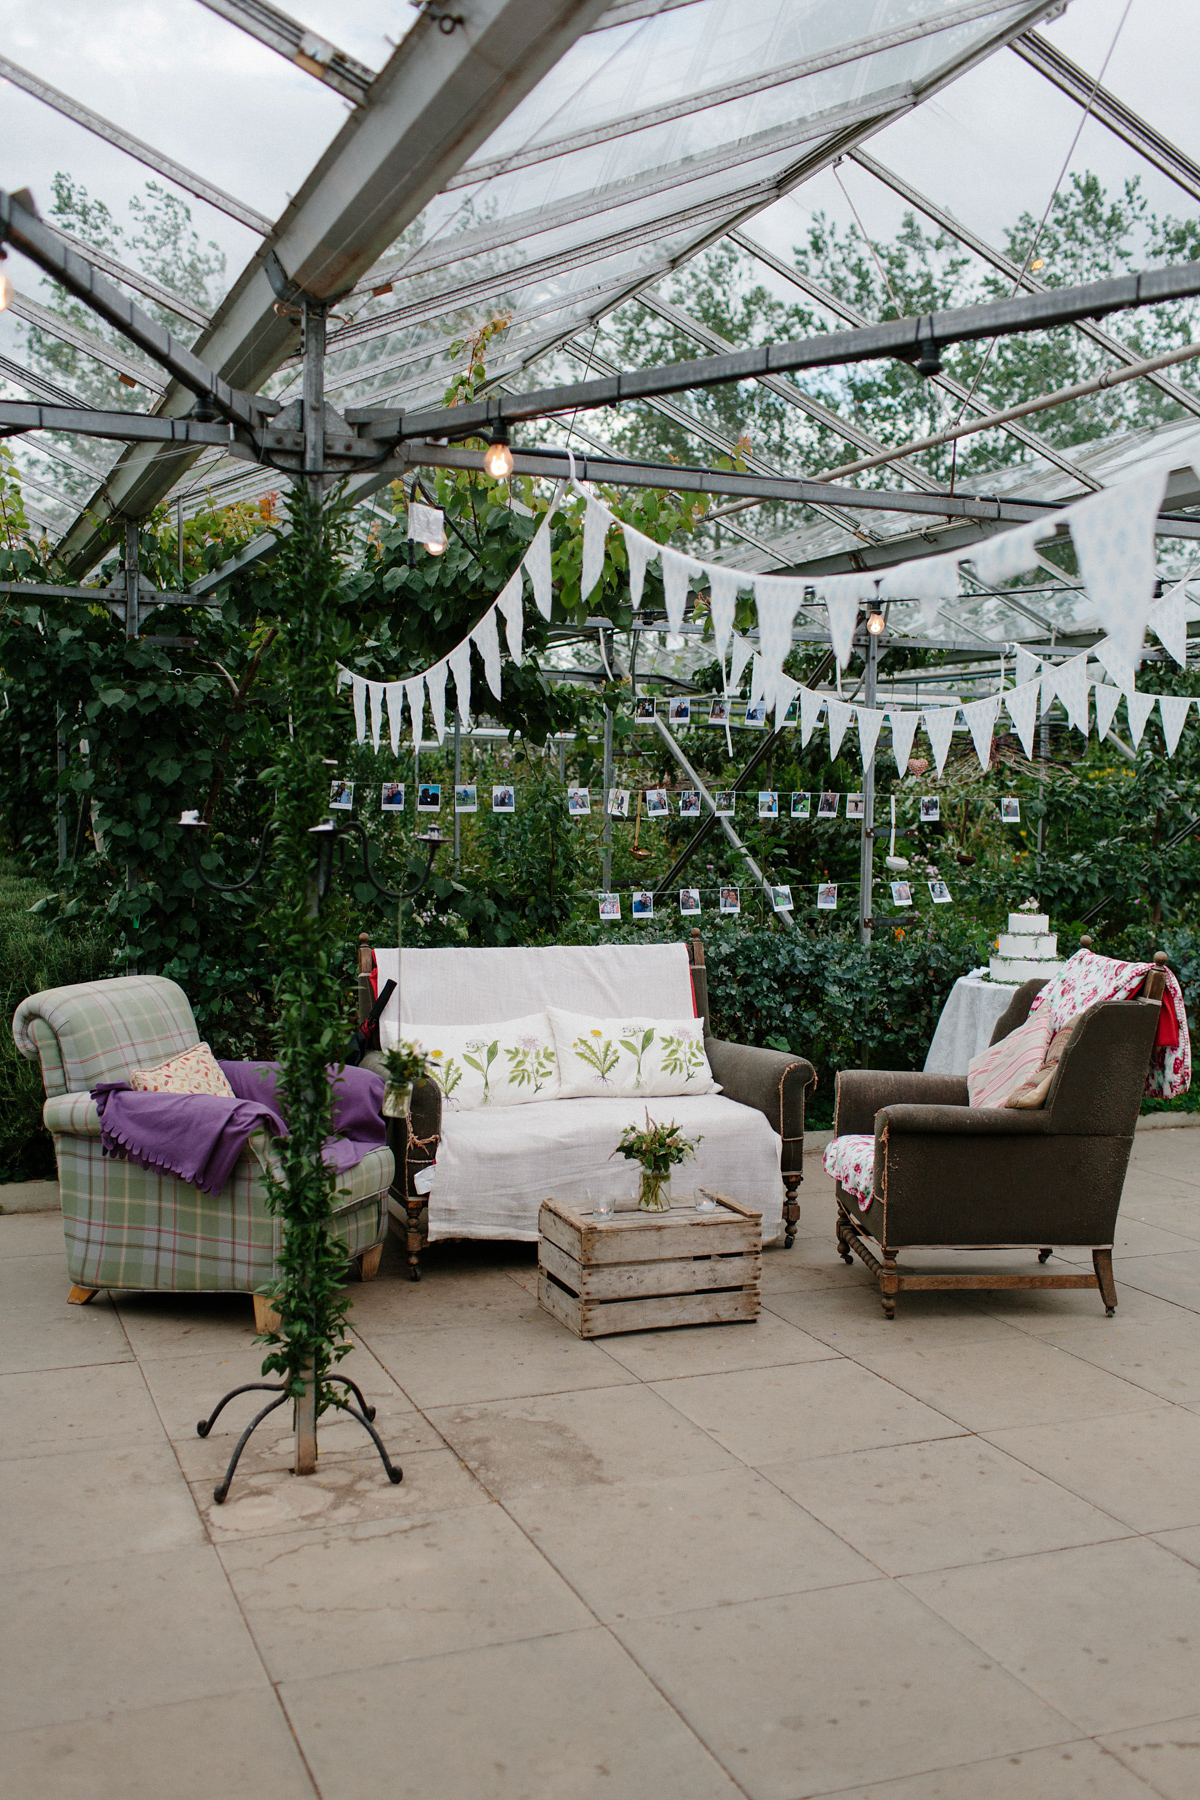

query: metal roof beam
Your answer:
[196,1,378,104]
[5,288,165,395]
[1013,31,1200,204]
[0,401,239,449]
[0,54,273,235]
[36,221,211,329]
[0,351,96,410]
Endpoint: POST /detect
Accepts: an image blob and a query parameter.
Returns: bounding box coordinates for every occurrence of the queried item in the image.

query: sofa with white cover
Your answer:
[357,935,814,1278]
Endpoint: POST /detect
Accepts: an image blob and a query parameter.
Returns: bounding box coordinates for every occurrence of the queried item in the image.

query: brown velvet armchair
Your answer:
[832,958,1168,1318]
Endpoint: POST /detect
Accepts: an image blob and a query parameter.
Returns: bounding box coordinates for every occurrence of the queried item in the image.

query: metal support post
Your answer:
[453,717,461,872]
[601,696,613,891]
[859,628,878,947]
[123,518,138,640]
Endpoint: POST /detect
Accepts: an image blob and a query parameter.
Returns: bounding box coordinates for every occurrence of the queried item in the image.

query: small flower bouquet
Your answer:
[613,1110,702,1212]
[381,1041,432,1119]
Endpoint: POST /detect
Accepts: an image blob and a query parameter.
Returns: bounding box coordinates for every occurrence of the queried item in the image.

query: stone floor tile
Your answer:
[757,1256,849,1295]
[0,1259,131,1373]
[504,1464,878,1620]
[1122,1197,1200,1241]
[852,1336,1153,1432]
[904,1537,1200,1734]
[616,1580,1071,1799]
[1050,1215,1200,1260]
[0,1361,160,1460]
[766,1287,1020,1354]
[597,1309,838,1381]
[0,1546,268,1732]
[363,1310,636,1407]
[761,1435,1130,1578]
[5,1439,206,1572]
[1098,1714,1200,1798]
[804,1738,1159,1799]
[1107,1251,1200,1313]
[191,1444,489,1542]
[281,1627,742,1800]
[1038,1316,1200,1406]
[221,1502,593,1682]
[985,1405,1200,1533]
[428,1382,741,1499]
[0,1211,65,1256]
[349,1261,533,1332]
[0,1688,317,1800]
[649,1357,964,1467]
[113,1288,263,1360]
[1152,1523,1200,1569]
[983,1281,1185,1336]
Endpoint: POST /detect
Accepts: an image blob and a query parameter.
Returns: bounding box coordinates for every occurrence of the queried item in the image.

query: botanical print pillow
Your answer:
[548,1007,718,1100]
[397,1012,560,1110]
[130,1042,236,1098]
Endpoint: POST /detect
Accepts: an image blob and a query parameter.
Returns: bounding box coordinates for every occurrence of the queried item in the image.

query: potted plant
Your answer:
[614,1111,702,1212]
[381,1041,431,1119]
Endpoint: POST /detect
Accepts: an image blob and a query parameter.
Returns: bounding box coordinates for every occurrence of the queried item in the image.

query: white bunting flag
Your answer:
[887,707,920,773]
[448,637,472,725]
[774,671,801,724]
[826,696,854,760]
[1015,645,1040,690]
[496,569,523,663]
[352,674,367,745]
[581,496,608,604]
[857,705,885,770]
[1068,467,1167,673]
[1052,649,1090,736]
[403,674,425,752]
[472,603,503,699]
[1093,634,1136,696]
[879,551,960,628]
[623,525,655,610]
[969,517,1053,585]
[425,659,449,744]
[961,694,1001,770]
[1004,679,1040,760]
[661,547,701,633]
[385,681,404,754]
[525,513,554,620]
[924,705,957,776]
[821,573,873,669]
[800,685,824,747]
[367,680,385,753]
[754,575,804,687]
[1159,693,1192,755]
[1092,681,1121,742]
[748,654,767,712]
[1040,667,1057,718]
[1150,579,1189,667]
[1125,686,1156,748]
[729,633,755,696]
[706,565,741,657]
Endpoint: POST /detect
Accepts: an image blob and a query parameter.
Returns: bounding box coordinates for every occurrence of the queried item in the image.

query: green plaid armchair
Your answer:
[12,976,391,1318]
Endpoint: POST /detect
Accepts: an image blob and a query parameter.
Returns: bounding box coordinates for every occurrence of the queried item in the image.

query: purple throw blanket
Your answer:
[92,1061,386,1196]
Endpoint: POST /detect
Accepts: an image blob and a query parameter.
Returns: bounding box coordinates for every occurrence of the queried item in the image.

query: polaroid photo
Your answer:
[668,697,691,725]
[645,789,670,818]
[817,791,840,820]
[771,885,794,913]
[631,890,655,920]
[817,883,838,911]
[598,892,621,921]
[929,879,952,904]
[329,779,354,811]
[791,791,811,820]
[890,880,913,907]
[380,782,405,812]
[757,791,779,819]
[417,783,442,813]
[454,784,477,813]
[1000,796,1021,822]
[606,788,630,819]
[744,701,766,727]
[713,790,735,817]
[491,785,515,814]
[719,887,741,915]
[567,786,591,816]
[634,697,657,721]
[708,698,729,725]
[679,790,702,819]
[845,793,865,820]
[920,796,940,823]
[679,888,701,916]
[782,698,798,725]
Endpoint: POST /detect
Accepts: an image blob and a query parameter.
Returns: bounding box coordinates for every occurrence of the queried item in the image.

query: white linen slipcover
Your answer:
[923,972,1021,1075]
[395,1092,783,1244]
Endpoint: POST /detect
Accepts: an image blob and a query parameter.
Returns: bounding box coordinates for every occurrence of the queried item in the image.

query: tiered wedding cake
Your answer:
[989,910,1065,984]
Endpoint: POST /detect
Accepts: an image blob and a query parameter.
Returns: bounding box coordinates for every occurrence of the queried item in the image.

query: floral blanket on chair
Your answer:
[1028,949,1191,1100]
[822,1133,876,1211]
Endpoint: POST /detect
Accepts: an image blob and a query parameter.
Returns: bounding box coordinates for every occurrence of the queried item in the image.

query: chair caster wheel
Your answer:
[1038,1247,1053,1264]
[408,1266,421,1283]
[1106,1306,1116,1318]
[784,1232,796,1249]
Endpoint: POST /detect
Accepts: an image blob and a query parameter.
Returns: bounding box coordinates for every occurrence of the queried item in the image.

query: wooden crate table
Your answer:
[538,1190,762,1338]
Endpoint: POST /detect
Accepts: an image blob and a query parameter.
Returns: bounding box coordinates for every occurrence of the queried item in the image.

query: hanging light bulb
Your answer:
[482,429,513,480]
[425,537,445,555]
[867,608,886,636]
[0,266,10,312]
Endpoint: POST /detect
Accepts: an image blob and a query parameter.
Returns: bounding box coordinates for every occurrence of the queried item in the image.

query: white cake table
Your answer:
[923,970,1022,1075]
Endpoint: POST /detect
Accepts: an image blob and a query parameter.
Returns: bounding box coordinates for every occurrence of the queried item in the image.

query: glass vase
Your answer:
[382,1083,412,1119]
[638,1169,671,1212]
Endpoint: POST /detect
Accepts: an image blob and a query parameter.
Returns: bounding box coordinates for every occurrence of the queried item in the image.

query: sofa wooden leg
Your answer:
[253,1293,282,1335]
[782,1172,801,1248]
[1093,1247,1117,1316]
[406,1194,424,1282]
[881,1250,899,1320]
[1038,1247,1053,1264]
[359,1243,383,1282]
[836,1212,854,1265]
[67,1285,98,1306]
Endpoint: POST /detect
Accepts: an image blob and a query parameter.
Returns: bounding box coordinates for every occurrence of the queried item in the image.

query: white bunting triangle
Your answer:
[1053,649,1090,735]
[820,573,873,669]
[581,496,608,604]
[1093,634,1136,695]
[1159,693,1192,755]
[924,705,957,776]
[748,654,767,711]
[888,707,920,773]
[367,680,385,753]
[472,603,503,700]
[1150,580,1189,667]
[969,518,1053,584]
[1040,668,1057,718]
[352,675,367,745]
[403,674,425,753]
[1092,681,1121,742]
[525,513,554,620]
[1125,686,1156,748]
[826,696,854,760]
[426,659,449,744]
[857,705,885,769]
[1004,679,1040,760]
[662,547,701,633]
[754,575,803,689]
[800,685,824,747]
[1015,645,1040,690]
[448,637,472,725]
[729,633,755,695]
[385,681,404,754]
[706,565,741,657]
[774,671,801,724]
[1068,466,1167,672]
[496,569,523,663]
[961,694,1001,770]
[623,525,655,611]
[879,551,960,628]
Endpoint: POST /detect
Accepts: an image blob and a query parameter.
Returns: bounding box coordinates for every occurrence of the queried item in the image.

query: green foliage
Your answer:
[382,1042,431,1088]
[615,1113,701,1175]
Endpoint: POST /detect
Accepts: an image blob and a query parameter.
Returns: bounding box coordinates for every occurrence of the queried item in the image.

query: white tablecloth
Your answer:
[923,971,1022,1075]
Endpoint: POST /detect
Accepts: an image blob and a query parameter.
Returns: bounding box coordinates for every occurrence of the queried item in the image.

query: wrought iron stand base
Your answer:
[197,1375,404,1504]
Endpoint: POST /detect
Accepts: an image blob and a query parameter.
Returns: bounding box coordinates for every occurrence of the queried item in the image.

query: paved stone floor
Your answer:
[6,1135,1200,1798]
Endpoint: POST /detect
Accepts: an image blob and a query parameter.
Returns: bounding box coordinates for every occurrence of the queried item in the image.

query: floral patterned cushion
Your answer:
[129,1041,235,1098]
[548,1006,719,1100]
[403,1012,561,1110]
[967,1010,1053,1109]
[822,1134,876,1210]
